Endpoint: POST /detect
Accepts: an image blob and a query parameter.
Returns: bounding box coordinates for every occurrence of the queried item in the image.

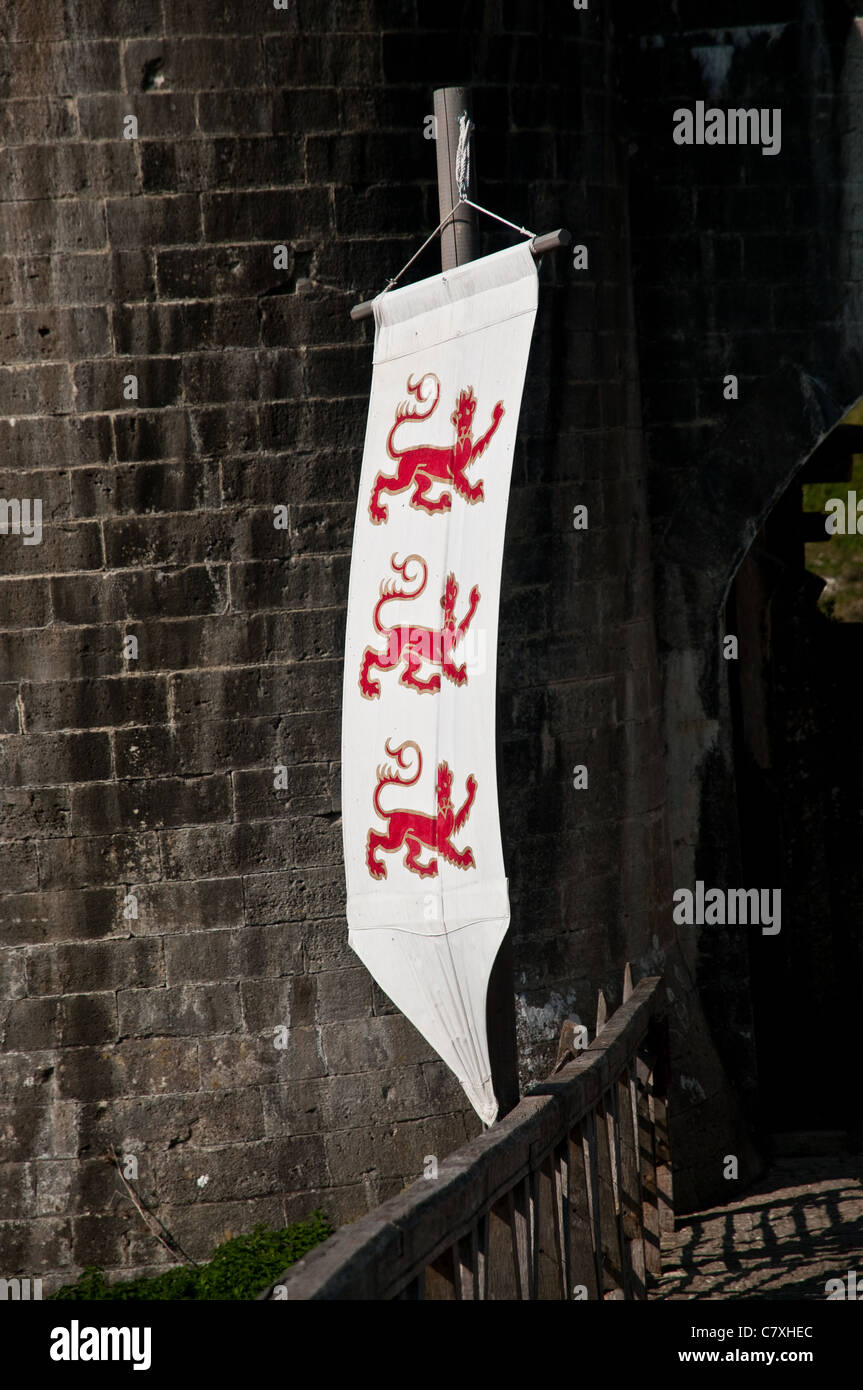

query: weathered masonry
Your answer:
[0,0,860,1289]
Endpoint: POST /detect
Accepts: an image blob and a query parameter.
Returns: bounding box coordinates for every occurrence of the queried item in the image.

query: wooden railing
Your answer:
[260,969,672,1300]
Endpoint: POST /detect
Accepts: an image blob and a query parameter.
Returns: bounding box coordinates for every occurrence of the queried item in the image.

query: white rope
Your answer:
[380,203,464,295]
[374,114,536,301]
[455,112,474,201]
[460,197,535,240]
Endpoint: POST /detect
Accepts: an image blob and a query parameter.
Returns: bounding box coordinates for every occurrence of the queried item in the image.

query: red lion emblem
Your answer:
[366,739,477,880]
[369,372,505,524]
[359,553,481,699]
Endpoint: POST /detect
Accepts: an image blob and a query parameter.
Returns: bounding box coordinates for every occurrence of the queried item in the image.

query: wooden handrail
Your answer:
[260,971,671,1300]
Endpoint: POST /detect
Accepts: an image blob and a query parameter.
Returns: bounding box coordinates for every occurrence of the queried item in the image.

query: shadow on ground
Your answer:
[655,1156,863,1300]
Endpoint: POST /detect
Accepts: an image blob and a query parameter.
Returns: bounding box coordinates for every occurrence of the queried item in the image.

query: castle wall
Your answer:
[4,0,850,1286]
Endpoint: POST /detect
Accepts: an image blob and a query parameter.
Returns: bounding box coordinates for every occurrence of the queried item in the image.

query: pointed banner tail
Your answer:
[342,242,540,1126]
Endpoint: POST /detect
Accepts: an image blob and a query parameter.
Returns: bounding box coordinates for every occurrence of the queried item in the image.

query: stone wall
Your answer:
[0,0,486,1286]
[4,0,850,1288]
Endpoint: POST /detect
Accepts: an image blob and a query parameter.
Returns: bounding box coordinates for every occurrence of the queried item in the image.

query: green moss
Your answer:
[48,1211,333,1301]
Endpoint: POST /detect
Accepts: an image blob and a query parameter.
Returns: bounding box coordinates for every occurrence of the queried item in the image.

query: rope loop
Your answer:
[455,112,474,201]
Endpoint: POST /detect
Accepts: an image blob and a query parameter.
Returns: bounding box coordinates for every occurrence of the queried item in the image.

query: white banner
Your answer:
[341,242,539,1125]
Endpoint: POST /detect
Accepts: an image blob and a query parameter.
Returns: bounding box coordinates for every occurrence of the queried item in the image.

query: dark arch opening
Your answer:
[723,401,863,1151]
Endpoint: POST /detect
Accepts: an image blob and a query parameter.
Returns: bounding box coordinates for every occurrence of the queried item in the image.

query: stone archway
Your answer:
[724,400,863,1147]
[654,363,861,1177]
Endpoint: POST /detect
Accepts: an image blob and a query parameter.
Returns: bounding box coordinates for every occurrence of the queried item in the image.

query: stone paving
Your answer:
[655,1157,863,1300]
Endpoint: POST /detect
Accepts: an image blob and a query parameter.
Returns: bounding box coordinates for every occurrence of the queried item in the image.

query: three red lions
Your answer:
[363,372,505,881]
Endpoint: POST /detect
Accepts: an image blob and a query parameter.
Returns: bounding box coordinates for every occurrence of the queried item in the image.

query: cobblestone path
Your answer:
[655,1156,863,1300]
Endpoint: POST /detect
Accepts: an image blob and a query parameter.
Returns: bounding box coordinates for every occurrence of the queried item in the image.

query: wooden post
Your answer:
[433,86,479,270]
[595,988,608,1035]
[636,1052,662,1280]
[569,1124,600,1299]
[651,1016,675,1235]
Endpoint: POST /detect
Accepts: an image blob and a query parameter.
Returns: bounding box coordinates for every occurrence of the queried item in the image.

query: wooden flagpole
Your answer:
[348,87,570,321]
[433,86,478,269]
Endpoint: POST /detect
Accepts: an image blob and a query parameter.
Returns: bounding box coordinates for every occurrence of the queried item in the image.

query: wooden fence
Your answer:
[260,969,672,1300]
